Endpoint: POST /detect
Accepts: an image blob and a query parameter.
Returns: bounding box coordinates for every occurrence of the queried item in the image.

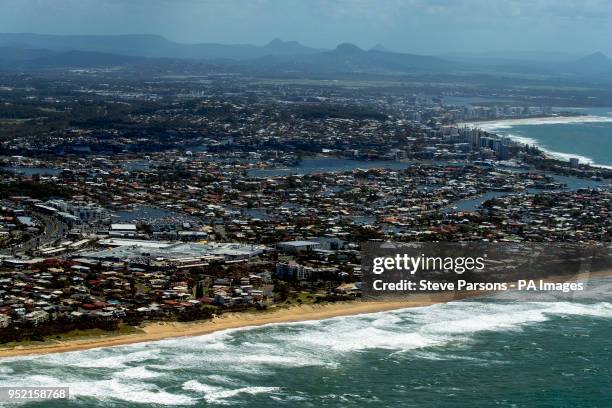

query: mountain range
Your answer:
[0,33,611,79]
[0,33,321,60]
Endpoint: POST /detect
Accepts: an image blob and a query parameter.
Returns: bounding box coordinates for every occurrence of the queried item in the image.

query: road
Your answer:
[0,211,68,256]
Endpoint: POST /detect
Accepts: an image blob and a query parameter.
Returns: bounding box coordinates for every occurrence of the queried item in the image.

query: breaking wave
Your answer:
[1,279,611,406]
[464,115,612,169]
[465,115,612,129]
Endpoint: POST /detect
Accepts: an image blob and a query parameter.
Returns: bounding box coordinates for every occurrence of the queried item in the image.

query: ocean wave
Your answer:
[66,379,196,405]
[274,324,441,352]
[113,365,162,380]
[68,348,161,369]
[182,380,280,405]
[466,115,612,130]
[0,374,196,405]
[6,299,611,366]
[204,374,242,386]
[1,297,611,406]
[503,132,606,167]
[0,366,13,374]
[464,116,612,169]
[404,350,507,365]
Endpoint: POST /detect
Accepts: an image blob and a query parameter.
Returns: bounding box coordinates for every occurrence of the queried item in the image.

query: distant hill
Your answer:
[371,44,389,52]
[0,47,209,72]
[0,33,447,73]
[1,33,611,81]
[0,33,173,56]
[312,43,448,73]
[441,50,612,79]
[0,46,153,69]
[442,50,581,63]
[0,33,322,60]
[0,46,56,63]
[32,50,150,67]
[263,38,322,56]
[567,51,612,74]
[252,43,449,74]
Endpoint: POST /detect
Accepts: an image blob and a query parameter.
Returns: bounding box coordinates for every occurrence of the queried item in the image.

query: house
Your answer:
[0,314,10,328]
[25,310,49,325]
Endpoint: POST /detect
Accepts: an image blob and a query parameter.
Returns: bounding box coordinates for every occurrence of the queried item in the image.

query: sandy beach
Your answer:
[1,270,609,358]
[458,114,609,128]
[0,293,453,358]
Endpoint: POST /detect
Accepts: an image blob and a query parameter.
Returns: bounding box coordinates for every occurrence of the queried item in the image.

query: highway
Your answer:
[0,212,68,256]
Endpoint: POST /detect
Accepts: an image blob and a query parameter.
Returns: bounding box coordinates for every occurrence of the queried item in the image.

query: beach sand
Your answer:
[0,292,462,358]
[0,270,609,358]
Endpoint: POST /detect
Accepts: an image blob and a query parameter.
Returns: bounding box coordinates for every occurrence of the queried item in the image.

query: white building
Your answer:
[45,200,108,223]
[25,310,49,325]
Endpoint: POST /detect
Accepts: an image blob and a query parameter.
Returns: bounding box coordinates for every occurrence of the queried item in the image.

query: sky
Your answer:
[1,0,612,55]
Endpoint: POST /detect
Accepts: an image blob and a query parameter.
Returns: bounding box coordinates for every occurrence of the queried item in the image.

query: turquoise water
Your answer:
[1,277,611,407]
[477,108,612,168]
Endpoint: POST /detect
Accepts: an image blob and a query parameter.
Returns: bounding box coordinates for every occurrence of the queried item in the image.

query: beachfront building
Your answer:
[24,310,49,325]
[0,314,10,328]
[276,262,306,280]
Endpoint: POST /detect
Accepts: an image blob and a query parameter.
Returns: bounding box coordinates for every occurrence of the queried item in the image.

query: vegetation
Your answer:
[0,181,71,199]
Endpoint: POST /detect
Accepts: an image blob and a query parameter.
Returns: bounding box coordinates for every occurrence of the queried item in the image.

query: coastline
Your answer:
[458,114,612,170]
[0,293,451,358]
[457,113,608,128]
[1,270,609,358]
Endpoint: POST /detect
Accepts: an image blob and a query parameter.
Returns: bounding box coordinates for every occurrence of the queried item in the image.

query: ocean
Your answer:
[1,276,611,407]
[474,107,612,168]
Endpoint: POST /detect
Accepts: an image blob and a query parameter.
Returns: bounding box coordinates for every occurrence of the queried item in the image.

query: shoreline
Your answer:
[1,270,610,358]
[456,113,598,127]
[458,114,612,170]
[0,294,451,358]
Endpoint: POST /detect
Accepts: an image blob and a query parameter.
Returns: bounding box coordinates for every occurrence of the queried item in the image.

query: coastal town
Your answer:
[3,2,612,407]
[0,70,610,343]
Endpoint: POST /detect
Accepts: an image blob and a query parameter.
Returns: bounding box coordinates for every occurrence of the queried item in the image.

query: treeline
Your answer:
[0,315,120,343]
[0,306,217,344]
[0,181,71,199]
